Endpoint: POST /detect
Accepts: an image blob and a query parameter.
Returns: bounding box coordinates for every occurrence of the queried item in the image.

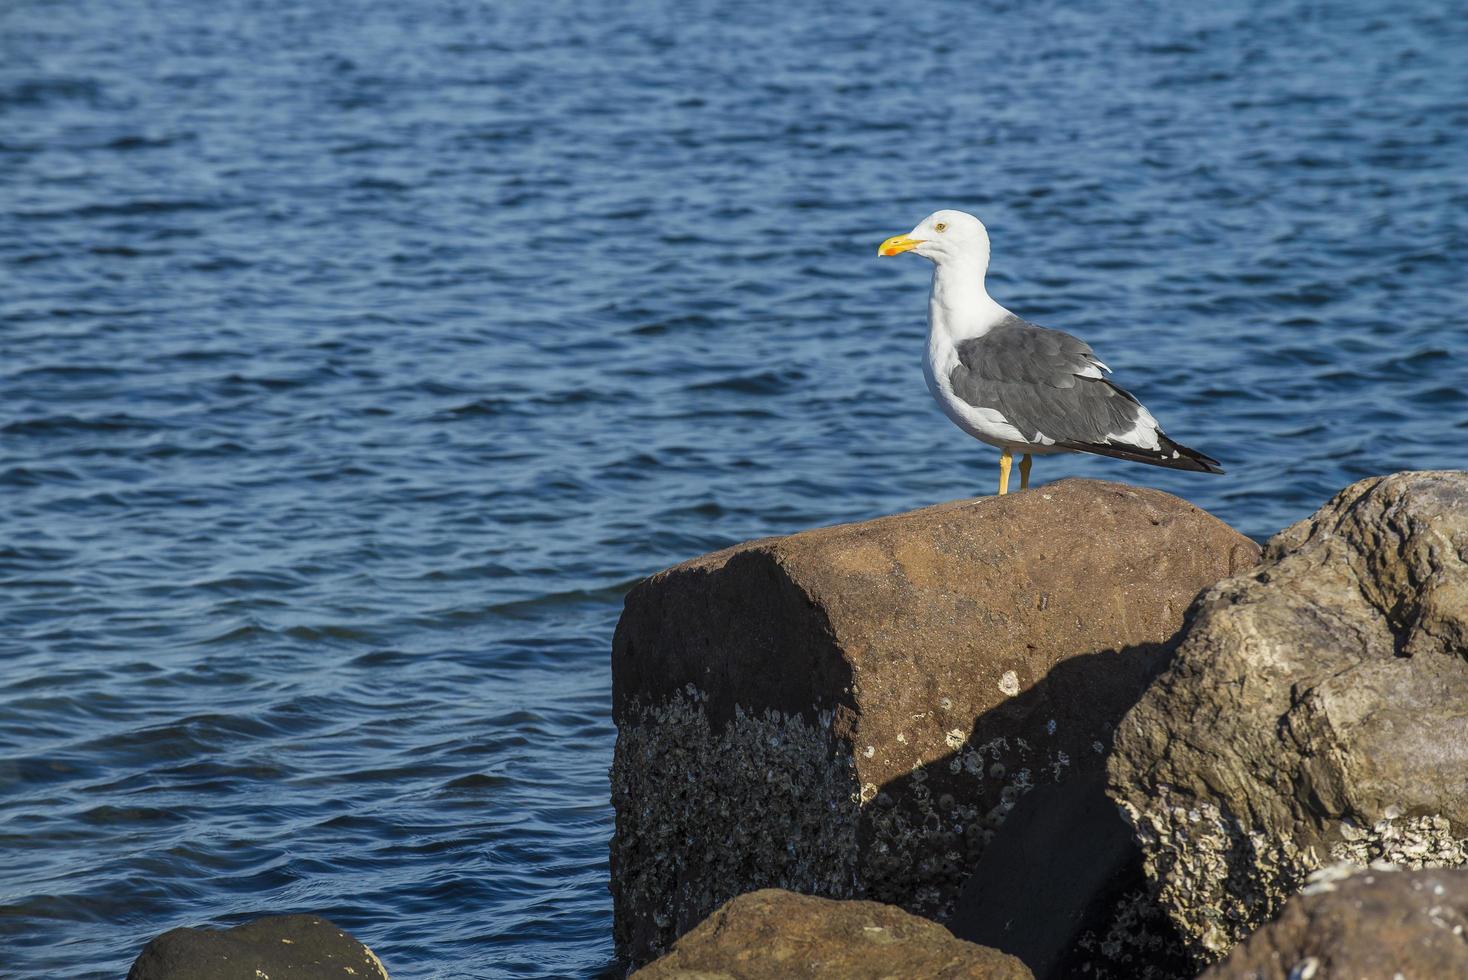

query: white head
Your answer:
[877,209,991,271]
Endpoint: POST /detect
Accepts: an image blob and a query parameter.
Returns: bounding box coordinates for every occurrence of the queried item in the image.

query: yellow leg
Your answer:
[1020,453,1032,491]
[998,448,1012,496]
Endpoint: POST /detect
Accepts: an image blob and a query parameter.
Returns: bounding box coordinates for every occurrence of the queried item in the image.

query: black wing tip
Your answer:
[1166,437,1225,475]
[1060,435,1225,474]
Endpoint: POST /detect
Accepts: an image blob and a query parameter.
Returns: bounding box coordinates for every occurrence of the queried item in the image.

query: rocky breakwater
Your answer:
[1109,471,1468,965]
[610,478,1258,965]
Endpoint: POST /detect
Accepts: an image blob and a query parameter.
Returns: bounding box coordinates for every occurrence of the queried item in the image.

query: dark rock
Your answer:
[947,773,1191,980]
[126,914,389,980]
[1109,471,1468,964]
[1201,864,1468,980]
[611,478,1257,964]
[630,888,1033,979]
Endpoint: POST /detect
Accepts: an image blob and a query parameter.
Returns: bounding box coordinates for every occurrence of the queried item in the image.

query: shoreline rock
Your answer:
[126,914,388,980]
[1201,863,1468,979]
[610,478,1258,965]
[1109,471,1468,964]
[631,888,1033,979]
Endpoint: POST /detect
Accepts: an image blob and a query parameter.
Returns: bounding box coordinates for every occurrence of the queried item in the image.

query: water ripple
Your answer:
[2,0,1466,977]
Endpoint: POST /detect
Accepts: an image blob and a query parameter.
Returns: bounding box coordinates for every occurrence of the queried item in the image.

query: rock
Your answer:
[126,914,389,980]
[946,772,1192,979]
[1108,471,1468,965]
[1200,864,1468,979]
[611,478,1258,964]
[630,888,1034,979]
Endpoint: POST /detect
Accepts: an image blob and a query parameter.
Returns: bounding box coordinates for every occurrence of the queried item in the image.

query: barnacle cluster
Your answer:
[864,732,1070,919]
[1073,888,1192,980]
[1330,814,1468,869]
[1120,791,1311,961]
[1122,789,1468,964]
[610,688,862,960]
[612,679,1096,965]
[612,680,1120,962]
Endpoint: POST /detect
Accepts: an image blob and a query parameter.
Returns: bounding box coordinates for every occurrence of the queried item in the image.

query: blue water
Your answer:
[2,0,1464,976]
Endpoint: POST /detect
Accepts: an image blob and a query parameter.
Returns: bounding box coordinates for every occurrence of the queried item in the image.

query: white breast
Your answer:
[920,259,1066,454]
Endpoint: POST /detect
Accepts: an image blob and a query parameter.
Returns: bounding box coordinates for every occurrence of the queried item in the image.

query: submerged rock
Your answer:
[630,888,1033,979]
[611,478,1257,964]
[1201,864,1468,979]
[126,914,389,980]
[1109,471,1468,964]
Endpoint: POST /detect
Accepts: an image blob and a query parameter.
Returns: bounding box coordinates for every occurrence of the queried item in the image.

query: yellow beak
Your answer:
[877,234,923,257]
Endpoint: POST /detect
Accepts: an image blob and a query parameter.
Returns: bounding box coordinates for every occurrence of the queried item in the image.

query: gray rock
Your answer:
[611,478,1258,964]
[1109,471,1468,964]
[1200,864,1468,980]
[631,888,1034,980]
[126,914,389,980]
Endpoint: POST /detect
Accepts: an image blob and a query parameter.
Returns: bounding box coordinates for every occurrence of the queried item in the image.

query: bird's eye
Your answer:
[934,222,948,232]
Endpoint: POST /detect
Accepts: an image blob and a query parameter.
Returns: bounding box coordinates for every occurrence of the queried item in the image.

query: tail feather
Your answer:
[1058,433,1224,474]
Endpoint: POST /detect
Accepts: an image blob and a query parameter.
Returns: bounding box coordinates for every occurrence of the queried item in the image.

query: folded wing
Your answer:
[950,316,1222,474]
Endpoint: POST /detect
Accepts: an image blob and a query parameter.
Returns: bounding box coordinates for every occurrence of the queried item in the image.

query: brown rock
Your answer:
[1109,471,1468,964]
[1201,864,1468,980]
[631,888,1033,980]
[126,914,389,980]
[611,478,1257,964]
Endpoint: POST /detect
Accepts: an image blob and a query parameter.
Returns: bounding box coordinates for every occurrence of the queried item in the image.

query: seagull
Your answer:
[878,209,1222,495]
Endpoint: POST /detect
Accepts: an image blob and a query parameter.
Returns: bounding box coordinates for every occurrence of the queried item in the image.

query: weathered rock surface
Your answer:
[1109,471,1468,964]
[1201,864,1468,980]
[611,478,1258,964]
[631,888,1034,979]
[126,914,389,980]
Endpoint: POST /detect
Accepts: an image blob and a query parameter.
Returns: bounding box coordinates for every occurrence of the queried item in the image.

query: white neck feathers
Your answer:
[928,261,1008,342]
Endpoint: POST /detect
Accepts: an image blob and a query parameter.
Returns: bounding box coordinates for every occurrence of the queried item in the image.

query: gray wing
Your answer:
[950,315,1146,447]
